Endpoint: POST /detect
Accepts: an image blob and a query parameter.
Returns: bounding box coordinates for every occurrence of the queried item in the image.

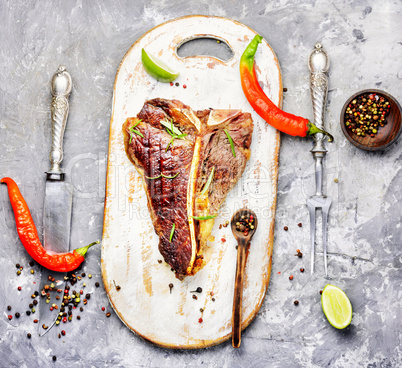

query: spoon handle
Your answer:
[232,238,248,348]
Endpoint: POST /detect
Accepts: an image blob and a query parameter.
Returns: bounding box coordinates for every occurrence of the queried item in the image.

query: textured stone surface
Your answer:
[0,1,401,367]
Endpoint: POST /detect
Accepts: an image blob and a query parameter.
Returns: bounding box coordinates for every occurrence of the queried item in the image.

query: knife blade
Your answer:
[38,66,73,336]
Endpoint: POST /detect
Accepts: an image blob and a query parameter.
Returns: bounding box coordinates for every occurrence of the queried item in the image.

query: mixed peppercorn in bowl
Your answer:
[340,89,401,151]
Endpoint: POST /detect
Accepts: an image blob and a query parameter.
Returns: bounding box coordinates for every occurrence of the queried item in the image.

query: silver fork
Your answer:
[307,42,331,276]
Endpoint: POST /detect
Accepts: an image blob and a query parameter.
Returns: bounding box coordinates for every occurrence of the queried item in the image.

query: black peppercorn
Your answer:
[95,282,100,287]
[52,356,57,361]
[27,333,31,339]
[294,300,299,305]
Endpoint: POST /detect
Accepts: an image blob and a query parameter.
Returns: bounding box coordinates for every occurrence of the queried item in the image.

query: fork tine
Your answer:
[322,206,330,276]
[308,203,316,275]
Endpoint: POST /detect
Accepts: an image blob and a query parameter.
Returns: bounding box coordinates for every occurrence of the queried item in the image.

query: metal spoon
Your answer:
[230,208,258,348]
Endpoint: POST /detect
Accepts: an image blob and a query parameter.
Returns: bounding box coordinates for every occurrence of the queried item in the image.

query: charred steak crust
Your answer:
[123,99,253,277]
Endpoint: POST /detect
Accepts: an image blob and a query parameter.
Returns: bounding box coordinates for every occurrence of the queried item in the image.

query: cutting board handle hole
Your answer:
[176,37,233,62]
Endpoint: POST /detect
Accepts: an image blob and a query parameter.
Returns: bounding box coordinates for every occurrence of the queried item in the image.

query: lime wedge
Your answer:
[141,48,179,83]
[321,284,353,329]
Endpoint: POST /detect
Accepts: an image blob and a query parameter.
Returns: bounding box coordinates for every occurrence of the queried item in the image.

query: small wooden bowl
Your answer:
[340,89,401,151]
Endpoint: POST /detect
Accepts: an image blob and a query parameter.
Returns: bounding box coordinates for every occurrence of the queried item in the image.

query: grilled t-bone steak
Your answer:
[123,98,253,278]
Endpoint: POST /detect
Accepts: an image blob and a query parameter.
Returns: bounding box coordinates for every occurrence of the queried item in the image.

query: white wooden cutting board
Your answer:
[101,15,282,349]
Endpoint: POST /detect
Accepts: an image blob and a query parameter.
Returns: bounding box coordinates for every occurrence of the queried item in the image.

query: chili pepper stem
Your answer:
[307,121,334,142]
[74,241,100,258]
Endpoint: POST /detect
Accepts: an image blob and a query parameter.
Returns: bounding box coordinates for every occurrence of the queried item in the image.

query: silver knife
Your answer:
[307,43,332,276]
[38,66,73,336]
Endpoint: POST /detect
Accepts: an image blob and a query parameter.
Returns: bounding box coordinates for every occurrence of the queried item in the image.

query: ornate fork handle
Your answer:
[48,66,72,175]
[309,43,330,152]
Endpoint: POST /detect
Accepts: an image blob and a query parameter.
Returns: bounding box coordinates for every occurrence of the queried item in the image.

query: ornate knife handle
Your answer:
[48,65,72,175]
[309,43,329,152]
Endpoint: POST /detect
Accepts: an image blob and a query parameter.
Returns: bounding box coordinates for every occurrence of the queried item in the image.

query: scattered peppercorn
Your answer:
[33,319,38,323]
[300,268,305,273]
[198,318,203,323]
[221,238,226,242]
[320,290,323,295]
[106,312,111,318]
[7,306,11,311]
[192,295,198,300]
[289,275,294,280]
[61,330,66,336]
[183,84,187,89]
[95,282,100,287]
[200,308,204,313]
[15,312,20,318]
[29,261,34,267]
[101,307,105,311]
[77,315,81,320]
[26,310,31,316]
[116,285,121,291]
[8,315,12,320]
[170,82,173,86]
[294,300,299,305]
[27,333,31,339]
[175,82,179,86]
[17,270,21,275]
[158,259,162,264]
[212,298,215,302]
[284,226,288,231]
[283,87,288,92]
[298,223,302,227]
[334,178,338,183]
[52,356,57,361]
[16,263,20,269]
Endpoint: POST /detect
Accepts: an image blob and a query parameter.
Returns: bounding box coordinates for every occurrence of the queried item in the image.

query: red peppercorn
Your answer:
[8,315,12,320]
[17,286,22,291]
[102,307,105,311]
[319,290,323,295]
[183,84,187,89]
[170,82,173,86]
[63,317,67,323]
[80,290,83,295]
[300,268,305,273]
[50,307,53,311]
[61,330,66,336]
[198,318,203,323]
[221,238,226,242]
[289,275,294,280]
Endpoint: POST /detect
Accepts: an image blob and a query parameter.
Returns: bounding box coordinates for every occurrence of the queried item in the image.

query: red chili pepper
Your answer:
[240,35,333,142]
[1,177,99,272]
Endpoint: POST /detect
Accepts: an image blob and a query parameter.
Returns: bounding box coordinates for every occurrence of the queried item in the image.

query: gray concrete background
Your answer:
[0,1,401,367]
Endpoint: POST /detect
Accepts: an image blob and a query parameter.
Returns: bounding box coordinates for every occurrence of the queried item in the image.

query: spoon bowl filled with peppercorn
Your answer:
[340,89,401,151]
[230,208,258,348]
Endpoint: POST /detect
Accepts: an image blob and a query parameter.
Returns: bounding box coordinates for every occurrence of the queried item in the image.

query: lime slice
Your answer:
[141,48,179,83]
[321,284,353,329]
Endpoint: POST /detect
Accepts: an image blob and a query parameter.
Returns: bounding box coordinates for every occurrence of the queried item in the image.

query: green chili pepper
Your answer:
[169,223,175,242]
[224,129,236,157]
[145,172,180,180]
[129,120,143,143]
[191,215,218,220]
[200,167,215,196]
